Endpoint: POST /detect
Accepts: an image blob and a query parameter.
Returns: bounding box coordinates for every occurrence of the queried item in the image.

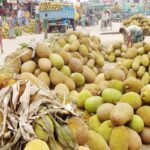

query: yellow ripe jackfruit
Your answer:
[24,139,49,150]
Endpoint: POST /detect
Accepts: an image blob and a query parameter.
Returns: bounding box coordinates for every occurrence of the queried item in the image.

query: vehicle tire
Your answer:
[60,26,67,33]
[48,27,52,33]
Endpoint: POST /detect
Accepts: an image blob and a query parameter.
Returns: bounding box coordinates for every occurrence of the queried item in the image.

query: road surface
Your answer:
[1,22,150,64]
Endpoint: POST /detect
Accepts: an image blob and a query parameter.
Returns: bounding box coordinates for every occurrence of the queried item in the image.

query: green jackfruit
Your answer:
[140,127,150,144]
[104,68,126,81]
[109,126,129,150]
[128,115,144,133]
[108,53,115,62]
[132,56,141,71]
[124,47,137,59]
[141,84,150,103]
[144,42,150,52]
[96,54,105,67]
[98,120,115,143]
[102,88,122,104]
[127,69,137,78]
[24,139,50,150]
[49,54,64,69]
[106,44,114,54]
[87,130,110,150]
[119,92,142,110]
[141,72,150,85]
[123,77,143,93]
[34,115,54,141]
[123,59,133,69]
[60,66,71,76]
[79,44,88,57]
[136,106,150,126]
[110,80,124,92]
[137,66,146,78]
[97,103,115,122]
[137,47,145,55]
[142,54,149,67]
[85,96,103,113]
[127,128,142,150]
[77,90,92,108]
[88,115,101,132]
[70,40,80,52]
[110,103,134,126]
[71,73,85,87]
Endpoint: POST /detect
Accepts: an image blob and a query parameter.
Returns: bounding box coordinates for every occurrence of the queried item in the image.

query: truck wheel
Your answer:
[48,27,52,33]
[60,26,67,33]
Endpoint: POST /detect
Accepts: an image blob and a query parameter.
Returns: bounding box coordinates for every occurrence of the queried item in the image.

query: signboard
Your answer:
[0,0,3,6]
[7,0,17,3]
[123,3,143,13]
[103,0,111,3]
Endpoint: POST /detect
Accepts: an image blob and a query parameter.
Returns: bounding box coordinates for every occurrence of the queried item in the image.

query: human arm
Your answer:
[126,36,132,47]
[124,34,132,46]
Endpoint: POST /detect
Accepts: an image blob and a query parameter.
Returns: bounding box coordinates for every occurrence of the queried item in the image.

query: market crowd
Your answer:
[0,7,31,39]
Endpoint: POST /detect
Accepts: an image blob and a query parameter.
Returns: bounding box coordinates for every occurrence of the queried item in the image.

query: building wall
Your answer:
[115,0,143,6]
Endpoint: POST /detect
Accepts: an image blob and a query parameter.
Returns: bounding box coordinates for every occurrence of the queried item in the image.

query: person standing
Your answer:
[101,10,108,29]
[24,10,30,25]
[8,14,15,39]
[17,8,23,26]
[107,10,112,29]
[22,10,25,25]
[81,13,86,27]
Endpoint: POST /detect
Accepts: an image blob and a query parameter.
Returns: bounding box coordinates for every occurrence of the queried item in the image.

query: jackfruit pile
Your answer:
[117,42,150,85]
[12,31,104,95]
[2,30,150,149]
[24,19,36,33]
[39,2,62,11]
[14,28,22,37]
[103,42,126,62]
[123,15,150,35]
[1,22,9,39]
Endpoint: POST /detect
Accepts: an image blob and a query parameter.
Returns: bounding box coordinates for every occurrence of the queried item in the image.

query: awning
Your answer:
[0,0,3,5]
[7,0,17,3]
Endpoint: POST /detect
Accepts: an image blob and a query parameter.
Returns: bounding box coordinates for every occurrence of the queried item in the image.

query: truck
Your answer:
[39,2,76,33]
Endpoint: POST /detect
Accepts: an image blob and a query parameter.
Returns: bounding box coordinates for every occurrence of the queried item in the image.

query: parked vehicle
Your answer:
[39,3,76,33]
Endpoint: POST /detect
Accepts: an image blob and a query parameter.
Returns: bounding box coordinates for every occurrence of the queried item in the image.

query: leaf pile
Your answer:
[0,80,78,150]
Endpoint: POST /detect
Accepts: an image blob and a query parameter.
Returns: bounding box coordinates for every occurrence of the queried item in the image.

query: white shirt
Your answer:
[102,13,108,21]
[18,10,23,19]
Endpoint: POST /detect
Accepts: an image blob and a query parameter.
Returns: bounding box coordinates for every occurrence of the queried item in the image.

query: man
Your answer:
[119,25,144,46]
[8,14,15,39]
[81,13,86,27]
[17,8,23,26]
[101,10,108,29]
[24,10,30,25]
